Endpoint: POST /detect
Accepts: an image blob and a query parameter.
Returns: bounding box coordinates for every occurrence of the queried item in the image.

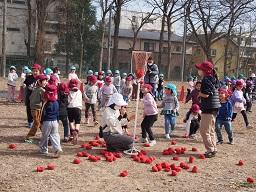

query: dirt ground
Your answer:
[0,79,255,192]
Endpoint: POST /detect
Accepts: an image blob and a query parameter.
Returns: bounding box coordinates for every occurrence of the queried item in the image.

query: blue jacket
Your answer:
[216,100,233,121]
[43,101,59,121]
[144,64,159,84]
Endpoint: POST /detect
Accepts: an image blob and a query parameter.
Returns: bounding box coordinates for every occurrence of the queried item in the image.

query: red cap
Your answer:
[98,71,104,75]
[44,85,57,102]
[236,80,243,87]
[90,75,97,83]
[32,64,42,70]
[36,74,47,81]
[69,78,79,89]
[48,75,58,85]
[58,83,69,94]
[195,61,213,74]
[126,76,132,81]
[191,104,200,113]
[143,84,152,91]
[105,76,112,83]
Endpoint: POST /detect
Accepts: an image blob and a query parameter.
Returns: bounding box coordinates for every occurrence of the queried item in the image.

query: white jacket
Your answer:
[101,107,123,134]
[68,90,83,109]
[7,72,18,87]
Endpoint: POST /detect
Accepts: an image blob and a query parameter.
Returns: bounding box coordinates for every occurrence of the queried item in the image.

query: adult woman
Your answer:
[101,93,133,152]
[195,61,220,158]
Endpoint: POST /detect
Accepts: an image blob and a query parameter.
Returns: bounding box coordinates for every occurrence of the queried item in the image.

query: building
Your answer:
[102,28,194,80]
[190,34,239,78]
[0,0,64,73]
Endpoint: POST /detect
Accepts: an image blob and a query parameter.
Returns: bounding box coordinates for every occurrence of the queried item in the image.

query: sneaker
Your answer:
[141,138,149,143]
[24,139,33,144]
[53,150,63,158]
[228,141,235,145]
[39,150,48,155]
[165,134,171,140]
[63,137,69,143]
[204,151,216,158]
[149,140,157,147]
[246,124,253,129]
[216,141,223,145]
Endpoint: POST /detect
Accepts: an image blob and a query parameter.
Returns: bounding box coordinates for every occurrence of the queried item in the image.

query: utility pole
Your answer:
[236,26,242,78]
[1,0,7,77]
[181,6,187,82]
[107,4,112,71]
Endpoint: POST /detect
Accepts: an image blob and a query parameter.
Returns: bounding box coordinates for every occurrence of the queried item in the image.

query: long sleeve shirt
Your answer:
[101,107,123,134]
[143,93,158,116]
[216,101,233,121]
[68,90,83,109]
[84,84,98,104]
[7,72,18,87]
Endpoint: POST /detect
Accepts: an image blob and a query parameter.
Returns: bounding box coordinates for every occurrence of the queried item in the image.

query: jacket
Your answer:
[186,89,201,106]
[29,87,45,110]
[84,84,98,104]
[143,93,158,116]
[68,90,83,109]
[24,75,37,105]
[58,91,68,116]
[7,72,18,87]
[200,76,221,113]
[216,100,233,121]
[144,64,159,84]
[42,101,59,121]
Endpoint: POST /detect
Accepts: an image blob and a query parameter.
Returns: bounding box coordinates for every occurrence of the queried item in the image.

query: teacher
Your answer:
[101,93,133,152]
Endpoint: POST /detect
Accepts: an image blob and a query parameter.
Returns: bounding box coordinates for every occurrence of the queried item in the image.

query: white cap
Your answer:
[107,93,127,106]
[250,73,255,78]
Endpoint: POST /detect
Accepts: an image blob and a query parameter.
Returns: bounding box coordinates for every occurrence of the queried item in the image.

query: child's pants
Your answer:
[189,120,200,136]
[26,109,41,139]
[85,103,96,121]
[164,114,176,135]
[246,101,252,112]
[59,115,69,138]
[7,85,16,102]
[232,110,249,126]
[123,96,129,103]
[215,119,233,143]
[40,120,62,153]
[200,113,217,153]
[141,115,158,141]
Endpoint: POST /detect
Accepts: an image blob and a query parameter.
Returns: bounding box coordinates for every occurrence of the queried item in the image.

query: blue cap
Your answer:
[70,66,76,70]
[87,70,93,75]
[164,83,177,96]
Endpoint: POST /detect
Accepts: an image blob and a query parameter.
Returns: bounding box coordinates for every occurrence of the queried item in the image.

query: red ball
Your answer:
[247,177,255,183]
[192,166,198,173]
[189,156,195,163]
[171,140,177,145]
[36,166,45,172]
[173,156,179,161]
[152,165,158,172]
[237,160,245,166]
[136,69,144,79]
[73,158,81,164]
[120,170,128,177]
[171,170,177,176]
[8,143,16,149]
[47,163,55,170]
[77,152,84,157]
[192,147,198,152]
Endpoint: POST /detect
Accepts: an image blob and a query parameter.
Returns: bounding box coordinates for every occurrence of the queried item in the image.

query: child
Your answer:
[24,64,41,128]
[244,80,253,112]
[121,73,127,88]
[44,68,53,80]
[67,79,83,144]
[86,70,93,84]
[58,83,70,142]
[7,66,18,102]
[230,80,253,129]
[68,66,81,83]
[25,74,48,142]
[186,76,194,101]
[48,75,58,86]
[185,81,201,106]
[195,61,220,158]
[100,76,117,108]
[157,73,164,101]
[53,67,61,84]
[118,106,130,134]
[113,70,121,93]
[18,66,30,102]
[121,76,133,103]
[215,89,234,145]
[141,84,158,146]
[39,84,62,157]
[84,75,98,125]
[158,83,179,139]
[183,104,201,139]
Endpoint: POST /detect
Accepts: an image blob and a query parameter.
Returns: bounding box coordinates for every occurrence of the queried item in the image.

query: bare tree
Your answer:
[186,0,232,61]
[128,9,157,51]
[148,0,188,79]
[24,0,33,64]
[34,0,55,65]
[221,0,254,76]
[97,0,114,71]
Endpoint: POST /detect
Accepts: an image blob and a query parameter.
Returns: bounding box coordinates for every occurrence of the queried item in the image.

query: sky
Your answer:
[92,0,185,35]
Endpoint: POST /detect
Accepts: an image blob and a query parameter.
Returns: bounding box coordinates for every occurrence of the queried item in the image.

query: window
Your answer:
[144,42,155,52]
[175,46,182,53]
[210,49,217,57]
[163,47,168,53]
[13,0,25,4]
[7,27,20,32]
[147,19,154,24]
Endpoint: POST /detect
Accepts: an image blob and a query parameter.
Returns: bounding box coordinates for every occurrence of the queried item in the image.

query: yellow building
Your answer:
[192,36,239,78]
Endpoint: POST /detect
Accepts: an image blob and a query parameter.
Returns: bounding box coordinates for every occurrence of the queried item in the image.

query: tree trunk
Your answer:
[79,11,85,78]
[65,0,70,75]
[167,17,172,80]
[99,17,106,71]
[158,14,165,67]
[223,36,230,76]
[25,0,32,64]
[112,2,122,69]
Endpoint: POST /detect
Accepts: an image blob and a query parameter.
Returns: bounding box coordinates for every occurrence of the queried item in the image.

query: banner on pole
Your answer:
[131,51,152,73]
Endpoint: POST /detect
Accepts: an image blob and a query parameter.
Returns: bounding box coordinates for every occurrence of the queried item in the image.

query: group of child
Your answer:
[5,62,254,157]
